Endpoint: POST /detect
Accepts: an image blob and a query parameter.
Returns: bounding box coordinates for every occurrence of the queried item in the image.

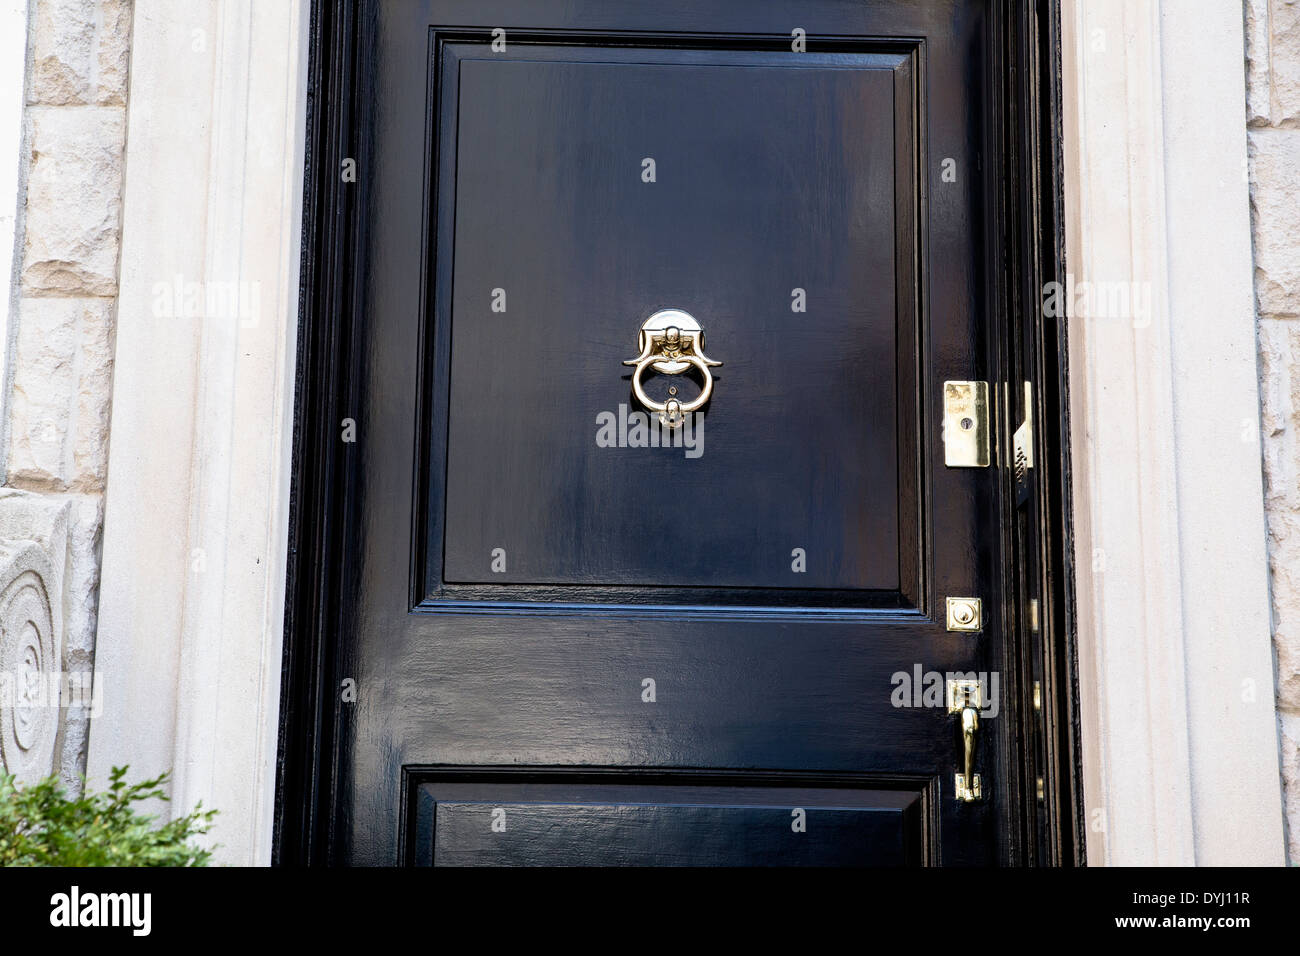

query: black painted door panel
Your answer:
[335,0,1006,866]
[413,780,924,866]
[442,49,905,593]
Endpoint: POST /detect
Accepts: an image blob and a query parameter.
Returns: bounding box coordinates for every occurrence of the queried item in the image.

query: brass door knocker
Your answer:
[623,309,722,428]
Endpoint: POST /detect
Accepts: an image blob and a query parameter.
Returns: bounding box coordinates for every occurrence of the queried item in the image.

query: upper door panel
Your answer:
[430,43,921,603]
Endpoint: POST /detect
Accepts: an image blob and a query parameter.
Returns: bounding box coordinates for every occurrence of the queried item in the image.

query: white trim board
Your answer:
[88,0,310,866]
[1062,0,1285,865]
[0,0,31,471]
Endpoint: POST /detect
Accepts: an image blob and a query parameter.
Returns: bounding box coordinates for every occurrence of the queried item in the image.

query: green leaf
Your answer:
[0,766,218,867]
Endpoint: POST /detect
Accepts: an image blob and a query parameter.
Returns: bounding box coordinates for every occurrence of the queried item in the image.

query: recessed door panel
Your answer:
[412,779,925,866]
[439,49,911,594]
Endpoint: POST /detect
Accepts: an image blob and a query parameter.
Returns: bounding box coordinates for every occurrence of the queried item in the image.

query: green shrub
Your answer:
[0,766,216,866]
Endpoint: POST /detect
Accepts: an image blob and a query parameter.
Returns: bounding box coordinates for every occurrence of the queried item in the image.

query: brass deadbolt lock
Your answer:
[946,597,982,632]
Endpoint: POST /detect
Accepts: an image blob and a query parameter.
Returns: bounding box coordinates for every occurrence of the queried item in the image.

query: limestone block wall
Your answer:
[1246,0,1300,863]
[0,0,131,792]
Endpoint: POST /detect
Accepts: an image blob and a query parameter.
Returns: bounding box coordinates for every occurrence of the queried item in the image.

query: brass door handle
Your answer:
[960,704,979,798]
[623,309,722,428]
[948,679,983,802]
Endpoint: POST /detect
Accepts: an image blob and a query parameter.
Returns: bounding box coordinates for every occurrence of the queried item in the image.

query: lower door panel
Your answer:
[410,774,928,866]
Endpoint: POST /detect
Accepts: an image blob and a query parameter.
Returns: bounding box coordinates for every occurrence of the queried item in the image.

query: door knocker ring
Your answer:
[622,309,722,428]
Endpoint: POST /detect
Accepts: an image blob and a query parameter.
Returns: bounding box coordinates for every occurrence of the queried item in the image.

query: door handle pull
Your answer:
[624,309,721,428]
[948,679,983,802]
[961,704,979,797]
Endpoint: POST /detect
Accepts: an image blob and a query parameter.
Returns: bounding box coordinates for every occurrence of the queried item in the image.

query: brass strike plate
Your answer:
[955,773,983,802]
[946,597,982,632]
[942,381,990,467]
[1013,381,1034,503]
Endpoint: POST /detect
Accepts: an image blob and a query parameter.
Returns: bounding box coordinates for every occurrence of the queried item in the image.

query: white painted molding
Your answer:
[1063,0,1286,865]
[0,0,31,478]
[88,0,309,865]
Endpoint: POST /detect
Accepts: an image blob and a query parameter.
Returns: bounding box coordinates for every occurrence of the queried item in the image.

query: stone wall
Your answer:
[1246,0,1300,863]
[0,0,131,791]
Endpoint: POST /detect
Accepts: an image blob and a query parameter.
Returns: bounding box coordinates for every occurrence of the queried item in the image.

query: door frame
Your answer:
[272,0,1083,866]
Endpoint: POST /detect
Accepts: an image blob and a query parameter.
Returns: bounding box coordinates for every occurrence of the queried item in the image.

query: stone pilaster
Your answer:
[0,0,132,792]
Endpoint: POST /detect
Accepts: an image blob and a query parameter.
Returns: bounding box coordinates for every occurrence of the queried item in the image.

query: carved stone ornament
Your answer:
[0,541,61,783]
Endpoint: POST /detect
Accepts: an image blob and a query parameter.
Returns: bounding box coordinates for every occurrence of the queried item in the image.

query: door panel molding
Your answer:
[411,31,926,615]
[401,766,936,867]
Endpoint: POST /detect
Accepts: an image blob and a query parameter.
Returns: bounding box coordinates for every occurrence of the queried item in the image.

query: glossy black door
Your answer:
[282,0,1042,866]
